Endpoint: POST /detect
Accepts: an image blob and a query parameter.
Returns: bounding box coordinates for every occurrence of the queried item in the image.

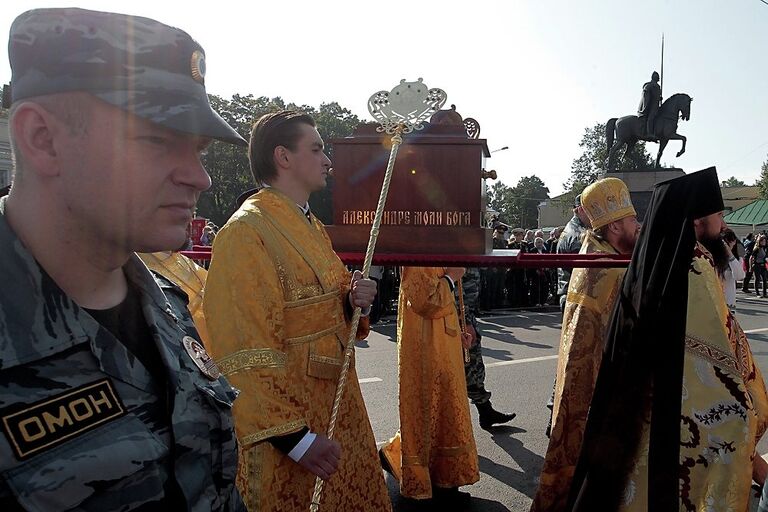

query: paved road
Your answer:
[355,290,768,511]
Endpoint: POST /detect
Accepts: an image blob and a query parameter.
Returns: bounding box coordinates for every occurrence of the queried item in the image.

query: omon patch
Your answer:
[1,379,125,460]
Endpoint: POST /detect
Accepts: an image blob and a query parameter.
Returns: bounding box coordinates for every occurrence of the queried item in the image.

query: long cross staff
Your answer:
[309,78,446,512]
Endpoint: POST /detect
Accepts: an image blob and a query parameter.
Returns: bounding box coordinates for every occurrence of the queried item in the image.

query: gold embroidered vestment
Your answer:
[380,266,479,499]
[139,251,210,347]
[203,188,391,512]
[531,232,626,512]
[617,244,768,511]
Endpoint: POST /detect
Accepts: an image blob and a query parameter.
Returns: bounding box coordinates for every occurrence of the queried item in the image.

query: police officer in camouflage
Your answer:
[555,194,591,311]
[0,8,246,510]
[457,268,516,430]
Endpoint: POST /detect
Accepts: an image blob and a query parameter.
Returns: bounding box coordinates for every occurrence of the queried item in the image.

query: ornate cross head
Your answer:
[367,78,447,134]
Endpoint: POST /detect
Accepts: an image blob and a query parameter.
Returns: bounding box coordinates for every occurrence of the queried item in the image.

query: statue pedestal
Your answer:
[604,168,685,220]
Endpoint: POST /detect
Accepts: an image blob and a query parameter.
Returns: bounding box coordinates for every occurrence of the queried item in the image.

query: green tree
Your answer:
[511,175,550,228]
[487,175,549,228]
[758,156,768,199]
[197,95,361,226]
[565,122,654,193]
[308,102,361,224]
[488,181,514,225]
[721,176,747,187]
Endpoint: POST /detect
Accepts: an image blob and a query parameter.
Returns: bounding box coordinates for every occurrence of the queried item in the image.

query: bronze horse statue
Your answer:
[606,93,692,169]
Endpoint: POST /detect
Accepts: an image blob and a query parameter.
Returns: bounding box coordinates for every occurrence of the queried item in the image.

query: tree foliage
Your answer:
[198,94,361,226]
[488,175,550,228]
[0,86,7,119]
[564,122,654,194]
[721,176,746,188]
[758,156,768,200]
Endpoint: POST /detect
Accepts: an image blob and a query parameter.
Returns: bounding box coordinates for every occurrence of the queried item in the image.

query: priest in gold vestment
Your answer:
[203,111,391,512]
[569,168,768,511]
[380,266,480,504]
[615,241,768,511]
[531,177,640,512]
[139,251,210,347]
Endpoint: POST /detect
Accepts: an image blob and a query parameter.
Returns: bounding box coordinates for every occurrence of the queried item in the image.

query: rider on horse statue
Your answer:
[638,71,662,141]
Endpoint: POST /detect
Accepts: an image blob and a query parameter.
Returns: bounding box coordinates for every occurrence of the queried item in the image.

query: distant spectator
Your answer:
[544,228,559,253]
[742,232,756,292]
[507,229,529,306]
[721,229,745,311]
[545,228,561,301]
[492,225,509,249]
[200,226,215,246]
[528,237,550,306]
[524,229,535,247]
[751,234,768,297]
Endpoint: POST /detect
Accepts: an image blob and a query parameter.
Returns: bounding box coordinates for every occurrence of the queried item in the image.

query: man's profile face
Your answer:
[694,211,726,243]
[617,215,641,251]
[284,123,332,195]
[56,96,212,253]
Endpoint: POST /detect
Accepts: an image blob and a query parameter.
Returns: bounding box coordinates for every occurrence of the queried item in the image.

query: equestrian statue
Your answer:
[606,71,692,170]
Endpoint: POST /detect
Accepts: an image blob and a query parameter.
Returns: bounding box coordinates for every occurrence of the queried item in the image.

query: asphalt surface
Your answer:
[354,289,768,511]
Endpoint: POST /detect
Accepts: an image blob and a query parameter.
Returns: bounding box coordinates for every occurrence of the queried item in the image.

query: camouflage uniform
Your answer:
[0,198,244,510]
[0,7,246,510]
[457,268,491,405]
[556,215,588,305]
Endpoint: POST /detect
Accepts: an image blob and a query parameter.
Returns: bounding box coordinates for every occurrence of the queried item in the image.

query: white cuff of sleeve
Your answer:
[288,431,317,462]
[444,275,455,291]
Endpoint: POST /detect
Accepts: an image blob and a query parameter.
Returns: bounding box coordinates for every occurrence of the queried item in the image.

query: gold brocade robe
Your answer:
[203,188,391,512]
[619,243,768,511]
[530,232,626,512]
[138,251,210,347]
[380,266,479,499]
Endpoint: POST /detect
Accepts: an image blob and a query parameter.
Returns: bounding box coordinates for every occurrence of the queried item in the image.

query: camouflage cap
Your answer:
[8,8,246,146]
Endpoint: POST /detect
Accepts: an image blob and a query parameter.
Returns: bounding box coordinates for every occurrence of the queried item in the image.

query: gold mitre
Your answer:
[581,177,636,229]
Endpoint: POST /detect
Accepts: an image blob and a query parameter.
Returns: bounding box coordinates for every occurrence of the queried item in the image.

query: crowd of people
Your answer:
[3,7,768,512]
[484,225,562,309]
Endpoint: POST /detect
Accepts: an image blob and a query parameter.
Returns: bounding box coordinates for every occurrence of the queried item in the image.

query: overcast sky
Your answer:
[3,0,767,195]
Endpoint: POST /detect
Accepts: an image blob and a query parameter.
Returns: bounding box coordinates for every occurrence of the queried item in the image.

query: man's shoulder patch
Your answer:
[1,379,126,460]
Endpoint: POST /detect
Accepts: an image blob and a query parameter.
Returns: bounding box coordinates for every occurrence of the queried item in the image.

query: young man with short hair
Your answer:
[204,111,391,511]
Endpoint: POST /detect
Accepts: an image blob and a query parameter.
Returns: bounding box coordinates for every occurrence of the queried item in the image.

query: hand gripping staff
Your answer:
[309,78,446,511]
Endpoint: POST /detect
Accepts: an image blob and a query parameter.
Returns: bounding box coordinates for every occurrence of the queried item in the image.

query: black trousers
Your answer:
[754,264,768,295]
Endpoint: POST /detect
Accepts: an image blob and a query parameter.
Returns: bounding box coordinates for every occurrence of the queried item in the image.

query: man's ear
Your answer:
[273,145,290,170]
[11,102,61,178]
[607,220,622,235]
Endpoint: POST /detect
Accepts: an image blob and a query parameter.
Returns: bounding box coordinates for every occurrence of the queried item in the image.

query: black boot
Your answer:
[432,486,471,505]
[476,401,516,431]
